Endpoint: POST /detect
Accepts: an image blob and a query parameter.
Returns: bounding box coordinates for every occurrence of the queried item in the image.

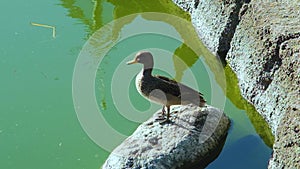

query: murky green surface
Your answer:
[0,0,273,169]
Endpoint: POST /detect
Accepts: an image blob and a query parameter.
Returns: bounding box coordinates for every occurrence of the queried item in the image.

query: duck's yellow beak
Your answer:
[126,59,138,65]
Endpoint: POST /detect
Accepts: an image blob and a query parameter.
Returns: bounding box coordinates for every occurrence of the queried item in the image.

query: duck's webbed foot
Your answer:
[155,116,166,121]
[158,118,171,124]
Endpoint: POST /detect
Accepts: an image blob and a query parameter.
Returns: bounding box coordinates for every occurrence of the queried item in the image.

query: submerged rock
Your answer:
[102,105,230,169]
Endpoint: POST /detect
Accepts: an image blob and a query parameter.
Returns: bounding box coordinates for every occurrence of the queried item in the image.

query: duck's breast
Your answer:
[135,70,144,97]
[135,71,166,105]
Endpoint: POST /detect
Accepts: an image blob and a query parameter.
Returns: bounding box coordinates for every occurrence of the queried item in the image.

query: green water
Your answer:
[0,0,273,169]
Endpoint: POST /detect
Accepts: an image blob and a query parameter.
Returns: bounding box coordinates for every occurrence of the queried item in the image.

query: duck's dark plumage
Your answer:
[127,51,206,122]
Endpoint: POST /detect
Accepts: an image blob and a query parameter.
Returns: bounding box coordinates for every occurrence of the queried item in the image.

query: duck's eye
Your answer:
[136,58,140,62]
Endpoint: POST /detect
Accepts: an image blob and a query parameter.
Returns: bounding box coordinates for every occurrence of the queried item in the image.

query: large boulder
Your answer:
[102,105,230,169]
[226,3,300,167]
[172,0,249,61]
[268,107,300,168]
[172,0,300,168]
[226,1,300,135]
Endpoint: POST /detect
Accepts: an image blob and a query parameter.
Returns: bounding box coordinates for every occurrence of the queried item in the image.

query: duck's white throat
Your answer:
[135,70,144,97]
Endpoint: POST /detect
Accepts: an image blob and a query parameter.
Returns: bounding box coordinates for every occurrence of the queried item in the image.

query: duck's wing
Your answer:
[155,75,205,99]
[155,75,178,85]
[154,75,181,97]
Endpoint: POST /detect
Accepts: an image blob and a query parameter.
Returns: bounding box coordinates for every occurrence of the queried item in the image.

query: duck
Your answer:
[127,51,206,123]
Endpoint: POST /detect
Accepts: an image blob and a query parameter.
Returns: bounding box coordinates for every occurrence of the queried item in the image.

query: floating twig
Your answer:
[31,22,56,38]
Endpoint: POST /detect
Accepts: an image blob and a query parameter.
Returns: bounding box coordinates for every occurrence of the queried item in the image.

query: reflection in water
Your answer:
[61,0,273,167]
[173,44,199,81]
[60,0,220,84]
[224,66,274,147]
[60,0,104,36]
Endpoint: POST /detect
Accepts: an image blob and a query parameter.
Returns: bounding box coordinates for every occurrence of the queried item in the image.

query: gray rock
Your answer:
[226,1,300,134]
[172,0,249,61]
[226,5,300,167]
[172,0,300,168]
[102,105,230,169]
[269,107,300,169]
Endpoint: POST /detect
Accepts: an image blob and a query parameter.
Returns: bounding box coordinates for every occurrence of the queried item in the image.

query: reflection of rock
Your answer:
[172,0,300,168]
[173,44,199,81]
[102,105,230,169]
[60,0,103,36]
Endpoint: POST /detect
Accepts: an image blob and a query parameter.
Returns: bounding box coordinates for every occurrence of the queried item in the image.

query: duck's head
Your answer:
[126,51,154,69]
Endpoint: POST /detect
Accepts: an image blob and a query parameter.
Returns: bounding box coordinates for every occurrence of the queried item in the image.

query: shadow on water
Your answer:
[60,0,274,167]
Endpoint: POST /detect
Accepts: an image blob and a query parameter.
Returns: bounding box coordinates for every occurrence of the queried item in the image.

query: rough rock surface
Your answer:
[226,3,300,168]
[172,0,300,168]
[269,107,300,168]
[226,1,300,135]
[172,0,249,62]
[102,105,230,169]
